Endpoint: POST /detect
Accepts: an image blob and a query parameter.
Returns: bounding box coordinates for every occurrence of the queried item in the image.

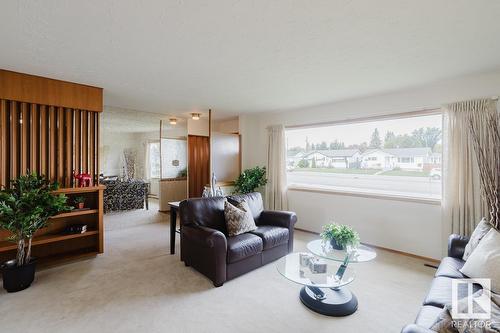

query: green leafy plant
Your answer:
[233,166,267,194]
[177,168,187,178]
[73,196,85,204]
[320,223,360,249]
[0,172,72,266]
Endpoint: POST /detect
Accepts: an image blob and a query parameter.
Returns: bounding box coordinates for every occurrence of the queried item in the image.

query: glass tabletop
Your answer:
[276,252,355,288]
[307,239,377,263]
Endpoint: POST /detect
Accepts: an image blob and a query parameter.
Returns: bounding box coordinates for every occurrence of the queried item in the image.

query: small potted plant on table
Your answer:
[73,196,85,210]
[321,223,360,250]
[0,172,71,292]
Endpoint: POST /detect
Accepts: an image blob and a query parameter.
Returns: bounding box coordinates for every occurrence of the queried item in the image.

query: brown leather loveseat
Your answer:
[179,192,297,287]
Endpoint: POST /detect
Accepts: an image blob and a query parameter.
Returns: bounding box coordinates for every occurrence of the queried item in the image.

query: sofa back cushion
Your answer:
[179,197,227,233]
[227,192,264,221]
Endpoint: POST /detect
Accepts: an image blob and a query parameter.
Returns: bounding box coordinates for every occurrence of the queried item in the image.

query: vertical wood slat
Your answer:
[81,110,88,173]
[39,105,49,177]
[57,107,64,185]
[96,112,100,184]
[0,102,100,188]
[89,111,95,183]
[0,100,9,188]
[30,104,39,174]
[48,106,57,180]
[20,102,30,174]
[65,109,73,187]
[74,109,81,174]
[10,101,19,180]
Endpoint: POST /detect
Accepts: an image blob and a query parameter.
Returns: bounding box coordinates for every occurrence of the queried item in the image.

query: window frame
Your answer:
[285,109,443,203]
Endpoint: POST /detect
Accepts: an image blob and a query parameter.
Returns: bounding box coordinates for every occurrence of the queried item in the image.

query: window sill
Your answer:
[287,184,441,205]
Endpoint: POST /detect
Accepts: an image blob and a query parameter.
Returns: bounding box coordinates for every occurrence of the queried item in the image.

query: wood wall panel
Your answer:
[188,135,210,198]
[0,69,103,112]
[0,100,100,188]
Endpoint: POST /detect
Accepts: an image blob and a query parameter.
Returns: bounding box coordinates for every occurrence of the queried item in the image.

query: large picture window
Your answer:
[286,112,442,199]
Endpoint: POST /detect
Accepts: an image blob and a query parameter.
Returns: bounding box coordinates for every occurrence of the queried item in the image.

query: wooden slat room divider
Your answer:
[0,99,100,188]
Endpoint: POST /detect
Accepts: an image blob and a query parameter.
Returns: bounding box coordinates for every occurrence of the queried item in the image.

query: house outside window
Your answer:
[286,112,442,199]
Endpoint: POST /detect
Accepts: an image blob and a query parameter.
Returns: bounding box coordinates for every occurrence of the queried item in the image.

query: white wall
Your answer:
[240,69,500,259]
[213,117,239,134]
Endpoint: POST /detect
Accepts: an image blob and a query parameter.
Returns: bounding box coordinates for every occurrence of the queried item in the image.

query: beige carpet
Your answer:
[0,209,436,333]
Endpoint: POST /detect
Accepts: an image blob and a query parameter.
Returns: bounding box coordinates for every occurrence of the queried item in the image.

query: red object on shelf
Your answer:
[73,170,92,187]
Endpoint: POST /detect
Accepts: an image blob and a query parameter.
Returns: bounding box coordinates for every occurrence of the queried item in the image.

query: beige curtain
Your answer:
[266,125,288,210]
[442,98,497,236]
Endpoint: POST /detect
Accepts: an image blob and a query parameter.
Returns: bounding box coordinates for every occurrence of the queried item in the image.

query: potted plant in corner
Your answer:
[73,196,85,210]
[321,223,360,250]
[233,166,268,194]
[0,172,71,292]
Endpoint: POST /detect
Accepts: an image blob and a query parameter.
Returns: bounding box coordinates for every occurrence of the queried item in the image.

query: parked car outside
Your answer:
[429,168,441,180]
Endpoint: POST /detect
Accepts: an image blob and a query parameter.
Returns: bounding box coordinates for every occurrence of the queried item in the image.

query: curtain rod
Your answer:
[285,107,441,130]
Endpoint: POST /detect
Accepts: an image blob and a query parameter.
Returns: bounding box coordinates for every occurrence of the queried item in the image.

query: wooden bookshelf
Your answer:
[0,185,105,265]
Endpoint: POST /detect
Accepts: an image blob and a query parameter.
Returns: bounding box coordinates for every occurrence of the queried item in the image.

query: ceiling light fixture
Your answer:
[191,113,200,120]
[169,118,177,125]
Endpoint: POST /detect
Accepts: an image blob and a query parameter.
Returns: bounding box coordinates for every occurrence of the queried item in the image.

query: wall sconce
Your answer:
[169,118,177,125]
[191,113,200,120]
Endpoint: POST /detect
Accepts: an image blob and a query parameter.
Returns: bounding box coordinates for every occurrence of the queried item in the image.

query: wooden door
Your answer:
[188,135,210,198]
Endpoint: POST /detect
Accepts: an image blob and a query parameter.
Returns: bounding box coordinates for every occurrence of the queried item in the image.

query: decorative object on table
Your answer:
[0,172,71,292]
[202,173,224,197]
[308,257,327,274]
[233,166,267,194]
[300,252,314,267]
[122,148,137,180]
[73,196,85,209]
[320,223,360,250]
[72,170,92,187]
[64,224,88,234]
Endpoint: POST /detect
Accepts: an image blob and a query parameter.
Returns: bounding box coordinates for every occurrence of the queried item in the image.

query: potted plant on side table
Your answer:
[0,172,71,292]
[321,223,360,250]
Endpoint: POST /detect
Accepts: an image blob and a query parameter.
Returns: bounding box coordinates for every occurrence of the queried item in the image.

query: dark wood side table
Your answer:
[168,201,181,255]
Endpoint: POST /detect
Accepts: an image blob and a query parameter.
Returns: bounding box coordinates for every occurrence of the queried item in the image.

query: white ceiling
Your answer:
[1,1,500,118]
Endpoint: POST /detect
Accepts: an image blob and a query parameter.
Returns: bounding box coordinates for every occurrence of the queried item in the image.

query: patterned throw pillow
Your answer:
[463,218,492,261]
[224,200,257,237]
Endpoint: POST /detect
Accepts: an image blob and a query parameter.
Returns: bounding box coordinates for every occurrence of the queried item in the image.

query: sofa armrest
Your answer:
[258,210,297,229]
[401,324,435,333]
[448,234,469,259]
[182,225,227,250]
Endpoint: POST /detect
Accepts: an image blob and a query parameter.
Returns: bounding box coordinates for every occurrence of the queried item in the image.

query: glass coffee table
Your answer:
[277,240,376,316]
[276,252,356,316]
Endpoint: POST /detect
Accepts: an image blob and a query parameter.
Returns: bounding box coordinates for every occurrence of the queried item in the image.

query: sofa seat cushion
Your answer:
[415,305,444,328]
[435,257,465,279]
[423,277,482,307]
[227,233,263,264]
[250,226,289,250]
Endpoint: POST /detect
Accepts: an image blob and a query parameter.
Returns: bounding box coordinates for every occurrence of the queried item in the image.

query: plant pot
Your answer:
[1,259,36,292]
[330,238,345,250]
[77,203,84,209]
